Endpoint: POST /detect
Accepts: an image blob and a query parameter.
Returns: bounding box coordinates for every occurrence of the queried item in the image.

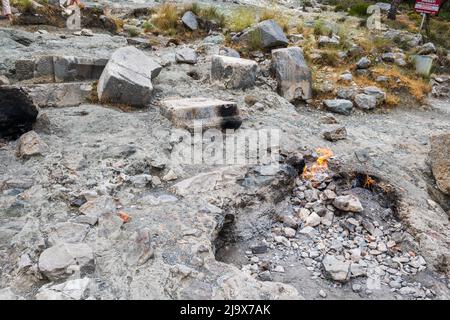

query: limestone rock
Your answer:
[38,243,94,281]
[160,97,242,131]
[97,46,162,106]
[430,133,450,195]
[36,278,91,300]
[322,255,350,282]
[17,130,49,158]
[333,195,364,213]
[356,57,371,69]
[211,55,258,89]
[271,47,313,102]
[77,195,117,225]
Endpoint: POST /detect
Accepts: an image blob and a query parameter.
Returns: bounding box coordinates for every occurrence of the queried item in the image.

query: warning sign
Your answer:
[415,0,442,14]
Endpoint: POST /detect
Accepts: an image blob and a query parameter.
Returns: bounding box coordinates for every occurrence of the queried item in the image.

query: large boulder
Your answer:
[160,97,242,131]
[211,55,258,89]
[97,46,162,106]
[235,20,288,49]
[271,47,313,102]
[0,86,39,138]
[430,133,450,195]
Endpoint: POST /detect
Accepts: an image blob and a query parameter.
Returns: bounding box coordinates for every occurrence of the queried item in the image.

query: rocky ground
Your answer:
[0,0,449,300]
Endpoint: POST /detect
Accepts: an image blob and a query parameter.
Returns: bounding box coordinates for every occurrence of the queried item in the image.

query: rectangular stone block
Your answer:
[211,55,258,89]
[15,59,35,81]
[160,97,242,131]
[53,56,108,83]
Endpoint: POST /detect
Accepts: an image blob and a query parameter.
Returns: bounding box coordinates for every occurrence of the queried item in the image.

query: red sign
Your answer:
[415,0,441,14]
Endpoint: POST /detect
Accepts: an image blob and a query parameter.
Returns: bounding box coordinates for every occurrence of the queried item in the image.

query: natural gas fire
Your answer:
[363,174,376,189]
[302,148,333,181]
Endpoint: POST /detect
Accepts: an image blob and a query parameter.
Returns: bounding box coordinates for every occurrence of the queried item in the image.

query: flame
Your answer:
[363,175,376,188]
[302,148,333,181]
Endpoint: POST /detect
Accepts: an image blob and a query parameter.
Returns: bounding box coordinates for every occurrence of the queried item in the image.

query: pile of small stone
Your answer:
[240,172,435,299]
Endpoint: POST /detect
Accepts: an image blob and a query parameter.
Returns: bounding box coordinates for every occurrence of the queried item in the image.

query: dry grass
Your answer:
[259,8,290,33]
[227,7,256,32]
[151,3,179,34]
[371,67,431,102]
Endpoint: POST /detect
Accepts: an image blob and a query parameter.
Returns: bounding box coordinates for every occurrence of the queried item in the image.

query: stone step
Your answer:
[22,82,94,108]
[15,55,108,83]
[160,97,242,131]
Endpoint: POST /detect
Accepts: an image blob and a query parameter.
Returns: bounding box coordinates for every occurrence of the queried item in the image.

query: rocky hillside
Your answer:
[0,0,449,300]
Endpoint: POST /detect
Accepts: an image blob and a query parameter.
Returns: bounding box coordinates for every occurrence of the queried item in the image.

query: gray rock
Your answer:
[363,86,386,105]
[211,55,258,89]
[356,57,371,69]
[17,130,49,158]
[418,42,436,55]
[38,243,94,281]
[175,47,198,64]
[354,93,378,110]
[430,133,450,195]
[160,97,242,131]
[36,278,91,300]
[0,75,10,85]
[322,125,347,141]
[259,271,273,281]
[219,47,240,58]
[23,82,93,108]
[323,99,353,115]
[237,20,288,49]
[0,86,39,138]
[333,195,364,213]
[48,222,90,246]
[203,34,225,45]
[271,47,313,102]
[381,52,395,63]
[322,255,350,282]
[336,87,358,100]
[53,56,107,82]
[77,195,117,225]
[182,11,198,31]
[97,46,162,106]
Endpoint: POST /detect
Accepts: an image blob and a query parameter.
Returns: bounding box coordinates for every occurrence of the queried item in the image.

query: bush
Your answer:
[199,6,226,27]
[313,20,332,36]
[348,3,370,17]
[142,21,155,33]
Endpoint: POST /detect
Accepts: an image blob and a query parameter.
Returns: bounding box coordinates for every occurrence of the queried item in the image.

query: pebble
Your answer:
[319,290,327,298]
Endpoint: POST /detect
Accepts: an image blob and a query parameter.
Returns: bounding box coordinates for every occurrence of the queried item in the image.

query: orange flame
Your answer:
[303,148,333,181]
[363,175,376,188]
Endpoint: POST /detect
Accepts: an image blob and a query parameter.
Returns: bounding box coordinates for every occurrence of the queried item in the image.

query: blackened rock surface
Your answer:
[0,86,39,139]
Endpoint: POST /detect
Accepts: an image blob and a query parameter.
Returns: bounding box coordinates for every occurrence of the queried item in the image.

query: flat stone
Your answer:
[23,82,93,108]
[271,47,312,101]
[211,55,258,89]
[160,97,242,131]
[48,222,90,246]
[38,243,94,281]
